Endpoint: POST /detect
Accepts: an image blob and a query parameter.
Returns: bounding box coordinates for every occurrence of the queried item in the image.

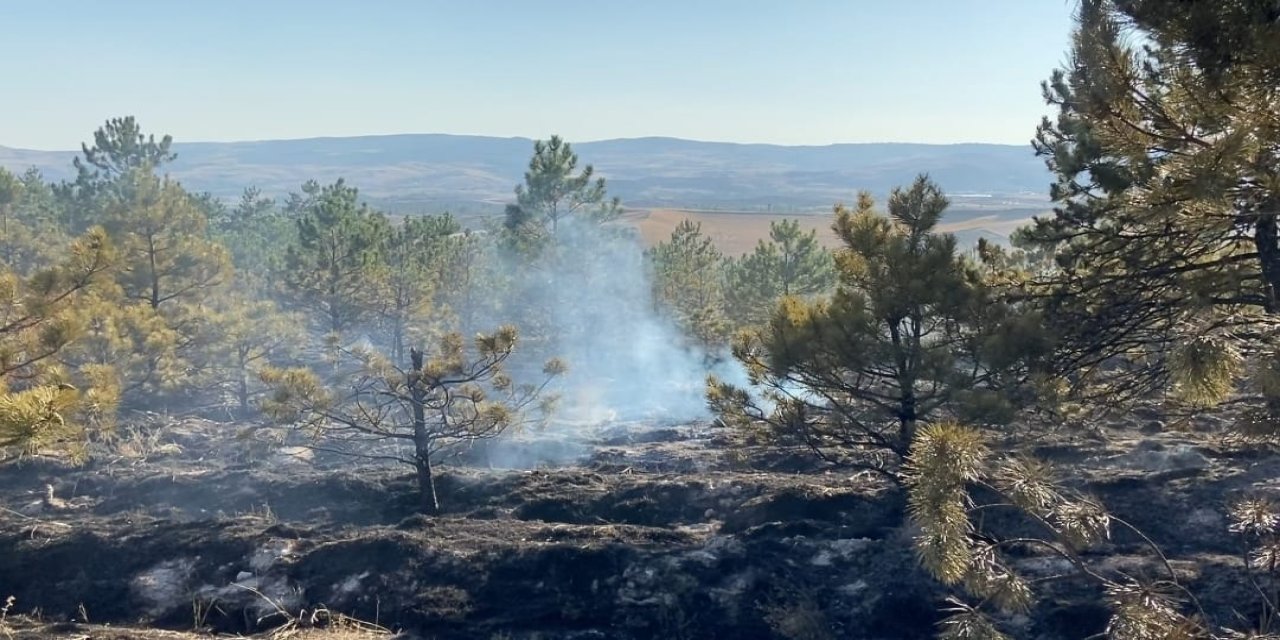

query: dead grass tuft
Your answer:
[234,582,393,639]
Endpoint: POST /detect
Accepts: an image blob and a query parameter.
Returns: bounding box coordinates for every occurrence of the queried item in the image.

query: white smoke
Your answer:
[489,217,749,426]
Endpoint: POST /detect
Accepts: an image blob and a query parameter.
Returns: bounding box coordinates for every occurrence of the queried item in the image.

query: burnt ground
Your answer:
[0,409,1277,639]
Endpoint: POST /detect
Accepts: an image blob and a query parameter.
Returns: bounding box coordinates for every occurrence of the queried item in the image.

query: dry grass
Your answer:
[1,596,14,640]
[0,590,396,639]
[107,425,184,461]
[235,584,394,640]
[257,614,392,640]
[0,614,394,640]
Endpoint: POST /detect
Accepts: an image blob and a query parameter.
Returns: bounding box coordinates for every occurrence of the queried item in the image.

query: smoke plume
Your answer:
[485,218,747,427]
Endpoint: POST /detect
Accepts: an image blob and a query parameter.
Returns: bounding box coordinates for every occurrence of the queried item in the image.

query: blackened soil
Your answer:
[0,410,1276,638]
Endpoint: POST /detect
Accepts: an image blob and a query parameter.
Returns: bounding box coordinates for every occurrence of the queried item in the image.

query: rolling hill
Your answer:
[1,134,1050,208]
[1,134,1054,249]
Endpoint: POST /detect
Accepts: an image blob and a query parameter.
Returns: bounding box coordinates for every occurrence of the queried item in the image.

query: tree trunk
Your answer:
[415,453,439,514]
[1254,212,1280,313]
[237,371,249,415]
[392,309,405,365]
[409,348,439,513]
[897,392,918,455]
[887,318,918,453]
[148,233,161,310]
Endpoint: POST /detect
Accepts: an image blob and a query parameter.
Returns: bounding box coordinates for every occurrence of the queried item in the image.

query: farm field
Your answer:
[624,203,1047,254]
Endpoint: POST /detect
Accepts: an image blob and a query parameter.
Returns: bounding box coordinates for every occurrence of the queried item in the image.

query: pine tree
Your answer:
[497,137,626,348]
[0,170,33,270]
[503,135,621,245]
[649,219,730,345]
[206,295,305,415]
[378,214,461,364]
[1023,0,1280,414]
[433,229,503,338]
[0,169,72,272]
[283,180,322,218]
[12,168,65,232]
[725,219,835,328]
[905,422,1205,639]
[74,116,176,182]
[710,176,1036,467]
[210,187,295,290]
[0,228,117,456]
[87,170,231,400]
[101,169,230,312]
[0,169,18,242]
[58,117,176,232]
[281,179,389,338]
[261,327,564,512]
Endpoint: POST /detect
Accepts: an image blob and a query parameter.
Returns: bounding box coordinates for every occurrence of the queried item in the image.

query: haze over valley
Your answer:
[1,134,1050,249]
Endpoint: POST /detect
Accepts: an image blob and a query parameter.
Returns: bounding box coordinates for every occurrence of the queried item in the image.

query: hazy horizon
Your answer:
[1,130,1044,153]
[3,1,1074,150]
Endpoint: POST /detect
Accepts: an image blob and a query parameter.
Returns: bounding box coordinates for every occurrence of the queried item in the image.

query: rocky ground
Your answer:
[0,408,1275,639]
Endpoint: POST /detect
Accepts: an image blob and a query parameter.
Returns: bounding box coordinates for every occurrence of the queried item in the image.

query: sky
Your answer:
[1,1,1075,150]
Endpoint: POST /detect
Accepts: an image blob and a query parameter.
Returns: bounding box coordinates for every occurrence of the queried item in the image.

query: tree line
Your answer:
[0,121,836,509]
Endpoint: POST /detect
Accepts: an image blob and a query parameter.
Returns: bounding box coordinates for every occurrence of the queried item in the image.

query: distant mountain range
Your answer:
[0,134,1052,212]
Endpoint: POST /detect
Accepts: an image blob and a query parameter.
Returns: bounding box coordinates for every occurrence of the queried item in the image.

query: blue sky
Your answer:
[1,1,1075,149]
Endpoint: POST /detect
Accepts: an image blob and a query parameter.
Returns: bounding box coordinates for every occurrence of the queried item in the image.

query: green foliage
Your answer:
[0,229,114,376]
[376,213,461,363]
[1167,334,1243,407]
[63,292,184,400]
[74,116,176,182]
[101,169,231,311]
[503,135,621,250]
[205,294,306,414]
[0,168,18,227]
[14,168,69,233]
[0,118,532,461]
[66,168,234,403]
[907,422,996,587]
[0,385,82,456]
[494,136,629,349]
[0,216,62,278]
[57,116,177,233]
[1103,582,1203,640]
[724,219,835,328]
[1022,0,1280,409]
[0,168,71,272]
[650,219,729,345]
[710,176,1039,465]
[0,227,117,457]
[433,228,505,338]
[209,187,296,289]
[283,179,322,217]
[281,179,390,336]
[904,422,1205,639]
[935,601,1013,640]
[3,119,238,410]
